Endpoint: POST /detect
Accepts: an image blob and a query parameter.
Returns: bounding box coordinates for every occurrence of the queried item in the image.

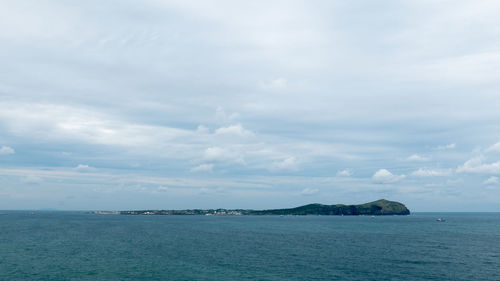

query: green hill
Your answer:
[246,199,410,215]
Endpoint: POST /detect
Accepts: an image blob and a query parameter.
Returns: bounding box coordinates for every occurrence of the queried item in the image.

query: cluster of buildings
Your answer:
[205,209,242,216]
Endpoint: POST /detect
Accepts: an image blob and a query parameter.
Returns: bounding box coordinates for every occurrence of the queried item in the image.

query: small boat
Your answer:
[436,218,446,222]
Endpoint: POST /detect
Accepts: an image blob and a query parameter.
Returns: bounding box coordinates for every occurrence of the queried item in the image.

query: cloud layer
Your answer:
[1,1,500,210]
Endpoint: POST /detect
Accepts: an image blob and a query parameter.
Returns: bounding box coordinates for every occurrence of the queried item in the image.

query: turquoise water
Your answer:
[0,212,499,280]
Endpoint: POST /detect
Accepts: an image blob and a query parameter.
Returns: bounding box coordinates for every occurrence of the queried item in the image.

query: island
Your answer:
[94,199,410,216]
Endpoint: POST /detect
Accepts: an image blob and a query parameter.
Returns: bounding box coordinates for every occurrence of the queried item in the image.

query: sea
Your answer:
[0,212,499,281]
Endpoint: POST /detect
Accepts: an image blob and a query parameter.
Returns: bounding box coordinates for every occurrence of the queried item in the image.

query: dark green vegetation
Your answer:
[115,199,409,216]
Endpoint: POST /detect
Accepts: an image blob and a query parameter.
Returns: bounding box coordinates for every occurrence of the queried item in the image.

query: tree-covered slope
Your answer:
[246,199,410,215]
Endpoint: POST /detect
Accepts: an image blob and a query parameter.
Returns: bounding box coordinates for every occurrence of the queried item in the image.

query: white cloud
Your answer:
[486,141,500,152]
[0,145,15,155]
[74,164,94,172]
[411,168,453,177]
[300,188,319,196]
[437,143,456,150]
[270,157,299,171]
[0,102,192,150]
[190,163,214,173]
[196,125,210,134]
[156,186,169,192]
[456,156,500,174]
[203,147,245,164]
[483,176,499,185]
[215,107,239,124]
[372,169,405,184]
[214,124,254,137]
[337,169,353,177]
[407,154,430,162]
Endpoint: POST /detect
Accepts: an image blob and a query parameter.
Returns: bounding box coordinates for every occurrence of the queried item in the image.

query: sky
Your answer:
[1,0,500,211]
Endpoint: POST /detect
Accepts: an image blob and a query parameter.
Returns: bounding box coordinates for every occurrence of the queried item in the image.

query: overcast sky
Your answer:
[1,0,500,211]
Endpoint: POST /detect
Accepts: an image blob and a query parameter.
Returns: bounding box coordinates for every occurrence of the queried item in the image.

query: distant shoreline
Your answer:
[90,199,410,216]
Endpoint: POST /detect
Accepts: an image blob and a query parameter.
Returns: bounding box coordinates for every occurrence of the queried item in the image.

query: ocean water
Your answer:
[0,212,499,280]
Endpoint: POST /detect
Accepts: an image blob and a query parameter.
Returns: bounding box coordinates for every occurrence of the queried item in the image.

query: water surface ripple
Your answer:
[0,212,499,280]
